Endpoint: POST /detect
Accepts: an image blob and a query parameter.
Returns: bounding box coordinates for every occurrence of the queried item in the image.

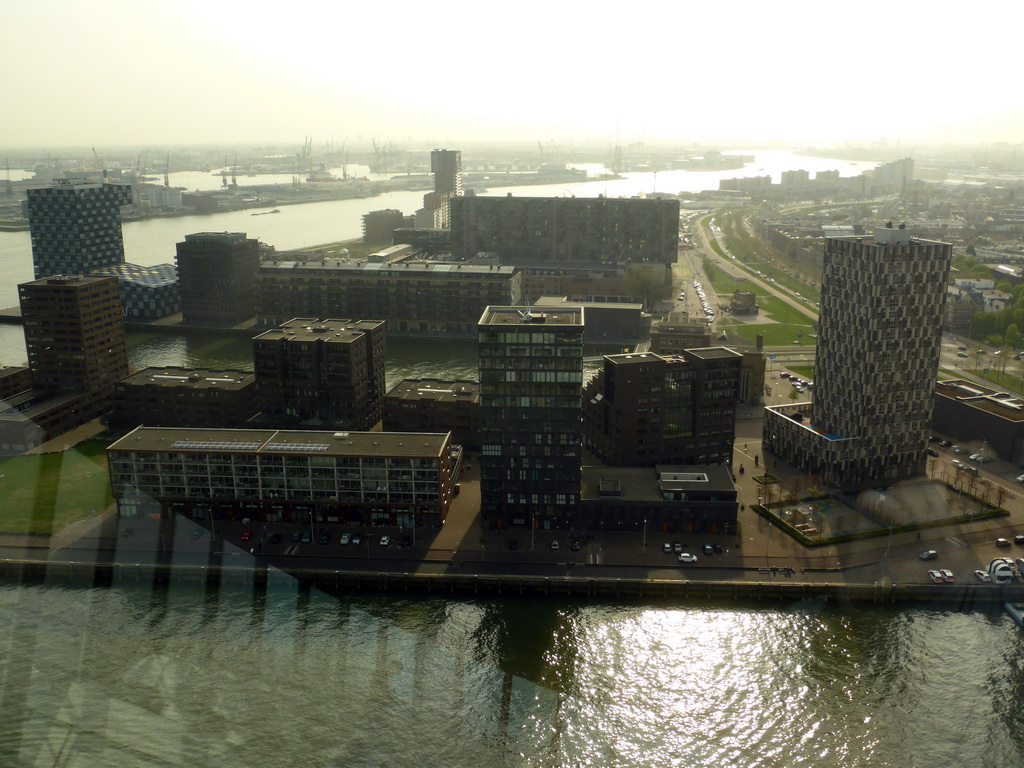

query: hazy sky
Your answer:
[5,0,1022,149]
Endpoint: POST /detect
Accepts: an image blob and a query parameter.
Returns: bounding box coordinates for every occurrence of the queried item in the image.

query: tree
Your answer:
[1006,325,1023,349]
[966,244,977,257]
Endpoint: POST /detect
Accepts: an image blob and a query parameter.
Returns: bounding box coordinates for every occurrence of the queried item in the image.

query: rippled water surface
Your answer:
[2,579,1023,767]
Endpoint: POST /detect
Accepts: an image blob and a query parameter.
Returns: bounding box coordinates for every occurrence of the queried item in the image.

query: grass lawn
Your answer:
[0,440,113,535]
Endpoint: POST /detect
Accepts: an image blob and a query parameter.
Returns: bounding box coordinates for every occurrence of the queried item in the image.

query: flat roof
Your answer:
[936,379,1024,421]
[117,367,255,391]
[109,427,450,458]
[253,318,385,343]
[262,259,516,276]
[479,306,583,327]
[385,379,479,403]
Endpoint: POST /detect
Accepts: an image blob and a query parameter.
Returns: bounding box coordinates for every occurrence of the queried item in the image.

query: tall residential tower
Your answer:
[478,306,584,529]
[763,225,952,488]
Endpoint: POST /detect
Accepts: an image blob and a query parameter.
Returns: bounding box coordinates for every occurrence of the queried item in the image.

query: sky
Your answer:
[4,0,1023,150]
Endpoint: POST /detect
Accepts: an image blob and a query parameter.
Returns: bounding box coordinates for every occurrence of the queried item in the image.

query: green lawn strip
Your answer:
[786,365,816,380]
[722,321,815,347]
[0,440,112,535]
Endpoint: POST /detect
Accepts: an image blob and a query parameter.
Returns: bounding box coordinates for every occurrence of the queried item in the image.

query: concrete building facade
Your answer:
[763,226,952,488]
[383,379,480,451]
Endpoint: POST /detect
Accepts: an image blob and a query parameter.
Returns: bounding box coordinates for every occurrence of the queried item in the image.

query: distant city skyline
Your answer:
[5,0,1022,148]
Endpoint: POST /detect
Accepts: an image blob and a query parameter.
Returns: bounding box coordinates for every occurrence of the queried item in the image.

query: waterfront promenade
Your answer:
[4,419,1024,604]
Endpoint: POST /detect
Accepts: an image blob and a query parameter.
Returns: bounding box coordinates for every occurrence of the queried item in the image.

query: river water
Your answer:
[2,577,1022,767]
[6,150,1011,768]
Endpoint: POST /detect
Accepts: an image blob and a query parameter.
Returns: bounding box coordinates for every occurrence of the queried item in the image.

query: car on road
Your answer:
[570,539,582,552]
[713,543,723,553]
[702,544,714,555]
[965,466,979,476]
[352,534,363,545]
[939,440,951,447]
[121,527,133,537]
[318,533,329,545]
[951,445,964,454]
[928,570,945,583]
[919,550,938,560]
[940,569,955,583]
[951,459,964,469]
[550,540,560,551]
[996,537,1011,547]
[927,448,939,457]
[673,541,683,553]
[678,553,697,563]
[339,533,351,545]
[662,542,672,554]
[1016,475,1024,484]
[975,569,992,582]
[291,531,302,543]
[241,529,253,542]
[957,352,968,358]
[1015,535,1024,545]
[399,537,412,548]
[300,531,312,544]
[379,536,391,547]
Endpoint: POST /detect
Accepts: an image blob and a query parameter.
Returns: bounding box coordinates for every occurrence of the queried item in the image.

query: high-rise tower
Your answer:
[478,306,584,529]
[26,180,132,279]
[763,225,952,488]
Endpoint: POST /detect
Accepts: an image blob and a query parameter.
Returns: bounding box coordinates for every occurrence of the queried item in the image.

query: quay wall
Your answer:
[3,557,1023,607]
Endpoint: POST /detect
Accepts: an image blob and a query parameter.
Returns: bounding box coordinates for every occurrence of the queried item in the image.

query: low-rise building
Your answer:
[107,427,454,529]
[383,379,479,451]
[579,465,738,535]
[109,367,258,435]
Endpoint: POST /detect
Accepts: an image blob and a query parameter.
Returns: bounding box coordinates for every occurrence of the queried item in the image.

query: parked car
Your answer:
[351,534,362,545]
[673,541,683,553]
[570,539,581,552]
[965,466,979,476]
[975,569,992,583]
[713,543,723,554]
[1015,535,1024,545]
[927,448,939,457]
[702,544,713,555]
[951,459,964,469]
[1016,475,1024,484]
[919,550,938,561]
[339,533,351,545]
[550,540,560,551]
[662,542,673,554]
[379,536,391,547]
[291,531,302,543]
[318,533,329,545]
[300,531,312,544]
[928,570,945,583]
[678,553,697,563]
[996,537,1012,548]
[241,529,253,542]
[940,569,955,583]
[269,533,281,545]
[939,440,951,447]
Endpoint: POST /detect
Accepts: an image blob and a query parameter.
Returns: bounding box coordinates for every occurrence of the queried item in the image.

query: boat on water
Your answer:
[251,209,281,216]
[1004,602,1024,630]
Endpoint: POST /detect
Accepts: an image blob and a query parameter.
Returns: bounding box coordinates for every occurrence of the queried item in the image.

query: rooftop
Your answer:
[479,306,584,327]
[109,427,450,459]
[117,367,254,391]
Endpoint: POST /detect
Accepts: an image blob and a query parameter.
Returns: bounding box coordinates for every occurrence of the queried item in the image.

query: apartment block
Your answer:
[109,367,258,434]
[107,427,453,529]
[764,226,952,488]
[478,306,584,529]
[256,258,520,337]
[383,379,479,451]
[252,318,387,431]
[583,349,742,467]
[175,232,260,326]
[450,195,680,265]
